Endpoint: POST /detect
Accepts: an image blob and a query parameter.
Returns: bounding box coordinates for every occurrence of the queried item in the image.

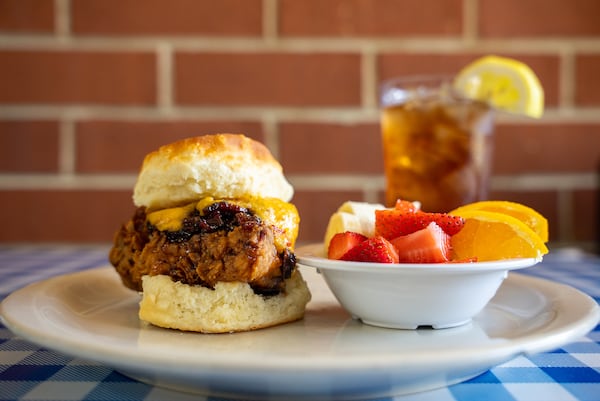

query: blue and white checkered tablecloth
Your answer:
[0,245,599,401]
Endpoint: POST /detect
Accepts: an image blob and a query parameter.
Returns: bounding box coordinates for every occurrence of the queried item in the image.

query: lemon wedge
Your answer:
[454,55,544,118]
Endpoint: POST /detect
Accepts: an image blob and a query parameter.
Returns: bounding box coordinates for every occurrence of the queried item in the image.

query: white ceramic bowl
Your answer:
[296,243,542,330]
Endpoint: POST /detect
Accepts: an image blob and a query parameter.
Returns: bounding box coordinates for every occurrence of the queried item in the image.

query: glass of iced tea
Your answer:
[379,76,495,212]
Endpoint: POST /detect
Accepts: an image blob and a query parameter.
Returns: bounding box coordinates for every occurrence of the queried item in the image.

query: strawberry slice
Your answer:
[390,222,451,263]
[375,210,464,239]
[394,199,419,213]
[328,231,368,260]
[340,236,399,264]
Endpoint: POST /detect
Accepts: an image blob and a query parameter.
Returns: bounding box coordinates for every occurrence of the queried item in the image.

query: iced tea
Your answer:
[380,76,494,212]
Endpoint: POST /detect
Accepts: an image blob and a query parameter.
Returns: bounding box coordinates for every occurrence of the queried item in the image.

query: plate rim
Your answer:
[1,265,598,374]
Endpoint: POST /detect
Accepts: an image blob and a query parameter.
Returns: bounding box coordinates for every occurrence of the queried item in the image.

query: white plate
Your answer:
[1,266,599,400]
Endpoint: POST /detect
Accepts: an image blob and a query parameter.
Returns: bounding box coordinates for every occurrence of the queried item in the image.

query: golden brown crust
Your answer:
[139,271,311,333]
[133,133,294,210]
[141,134,278,170]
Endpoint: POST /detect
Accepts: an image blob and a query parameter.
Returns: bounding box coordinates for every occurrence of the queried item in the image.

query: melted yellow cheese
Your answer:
[146,203,196,232]
[195,196,217,213]
[145,197,299,251]
[230,196,300,250]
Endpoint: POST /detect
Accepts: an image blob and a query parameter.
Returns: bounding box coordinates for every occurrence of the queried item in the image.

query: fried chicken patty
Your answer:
[109,201,296,295]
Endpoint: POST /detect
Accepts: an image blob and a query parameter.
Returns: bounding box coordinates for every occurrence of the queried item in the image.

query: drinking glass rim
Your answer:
[379,74,464,107]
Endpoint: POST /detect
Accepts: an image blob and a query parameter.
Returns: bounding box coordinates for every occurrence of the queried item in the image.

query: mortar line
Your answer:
[462,0,478,44]
[559,49,575,110]
[262,0,279,42]
[3,106,600,123]
[3,35,600,53]
[0,172,595,192]
[58,119,76,175]
[361,50,378,110]
[0,174,137,190]
[156,41,174,111]
[54,0,71,38]
[261,113,280,159]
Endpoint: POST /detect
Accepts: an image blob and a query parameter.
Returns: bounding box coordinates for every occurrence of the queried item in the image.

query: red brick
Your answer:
[71,0,261,36]
[175,52,361,106]
[489,190,559,242]
[0,50,156,105]
[378,54,482,81]
[0,0,54,33]
[279,0,462,37]
[293,190,365,244]
[479,0,600,38]
[0,190,133,242]
[493,123,600,174]
[76,121,263,173]
[575,54,600,106]
[279,123,382,174]
[377,53,560,107]
[0,120,60,172]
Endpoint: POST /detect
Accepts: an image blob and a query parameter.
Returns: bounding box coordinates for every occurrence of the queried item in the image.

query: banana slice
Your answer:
[338,201,385,237]
[323,201,386,251]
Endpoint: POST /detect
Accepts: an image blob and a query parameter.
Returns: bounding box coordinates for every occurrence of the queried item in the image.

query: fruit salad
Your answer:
[325,199,549,264]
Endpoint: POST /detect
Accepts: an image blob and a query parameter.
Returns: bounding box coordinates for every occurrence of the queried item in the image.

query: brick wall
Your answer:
[1,0,599,252]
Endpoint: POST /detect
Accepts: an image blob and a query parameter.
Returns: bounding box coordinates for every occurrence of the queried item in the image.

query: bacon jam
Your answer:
[109,200,297,296]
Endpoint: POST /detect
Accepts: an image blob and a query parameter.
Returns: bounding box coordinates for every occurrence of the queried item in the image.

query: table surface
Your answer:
[0,245,599,401]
